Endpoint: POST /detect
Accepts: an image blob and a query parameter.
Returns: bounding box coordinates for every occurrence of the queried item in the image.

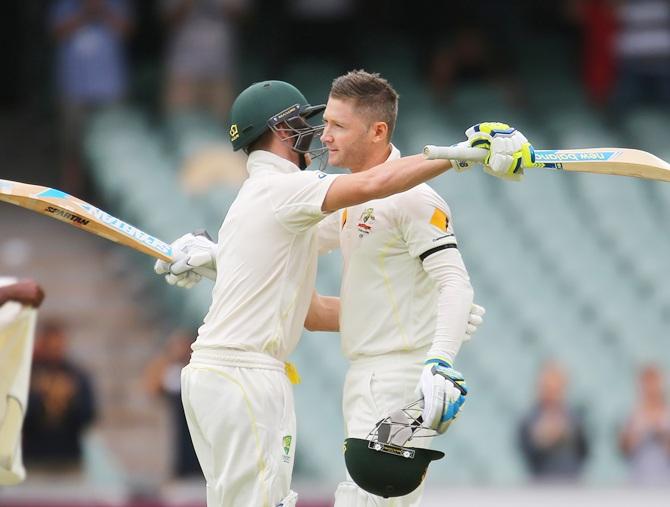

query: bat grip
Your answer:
[423,145,488,162]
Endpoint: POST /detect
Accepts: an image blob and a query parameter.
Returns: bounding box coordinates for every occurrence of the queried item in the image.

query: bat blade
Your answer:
[533,148,670,182]
[0,178,174,261]
[423,145,670,182]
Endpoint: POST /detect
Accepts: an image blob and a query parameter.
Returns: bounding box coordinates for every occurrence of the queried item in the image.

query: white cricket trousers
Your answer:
[335,348,433,507]
[182,349,296,507]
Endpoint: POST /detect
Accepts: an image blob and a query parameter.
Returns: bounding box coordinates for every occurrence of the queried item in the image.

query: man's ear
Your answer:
[371,121,389,143]
[274,122,291,141]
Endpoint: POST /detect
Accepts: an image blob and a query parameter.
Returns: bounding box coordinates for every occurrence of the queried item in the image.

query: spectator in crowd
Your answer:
[143,329,200,478]
[22,319,96,473]
[426,25,522,108]
[50,0,134,196]
[619,364,670,485]
[0,279,44,308]
[161,0,248,120]
[566,0,618,107]
[519,361,589,482]
[611,0,670,110]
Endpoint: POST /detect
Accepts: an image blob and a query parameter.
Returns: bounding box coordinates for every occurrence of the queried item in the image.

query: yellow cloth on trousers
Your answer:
[284,362,301,385]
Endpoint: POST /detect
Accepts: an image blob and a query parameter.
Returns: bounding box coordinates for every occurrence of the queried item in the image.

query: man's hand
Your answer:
[448,141,478,173]
[464,303,485,342]
[0,280,45,308]
[154,232,217,289]
[466,122,535,181]
[417,359,467,434]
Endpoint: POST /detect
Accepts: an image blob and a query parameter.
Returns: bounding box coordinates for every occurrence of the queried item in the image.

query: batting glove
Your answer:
[464,303,485,342]
[466,122,535,181]
[417,359,467,434]
[154,232,217,289]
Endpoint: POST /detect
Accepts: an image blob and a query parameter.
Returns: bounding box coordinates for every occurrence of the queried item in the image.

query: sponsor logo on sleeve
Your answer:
[429,208,448,232]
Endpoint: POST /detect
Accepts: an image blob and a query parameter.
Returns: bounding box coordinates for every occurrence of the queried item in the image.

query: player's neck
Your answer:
[354,143,393,172]
[266,135,300,167]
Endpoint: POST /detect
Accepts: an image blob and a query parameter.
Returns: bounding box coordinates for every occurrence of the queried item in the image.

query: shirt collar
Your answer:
[247,150,301,176]
[387,144,401,162]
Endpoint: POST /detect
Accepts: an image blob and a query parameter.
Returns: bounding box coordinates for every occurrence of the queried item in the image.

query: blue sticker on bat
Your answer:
[36,188,71,199]
[535,150,619,163]
[77,202,172,256]
[0,180,14,192]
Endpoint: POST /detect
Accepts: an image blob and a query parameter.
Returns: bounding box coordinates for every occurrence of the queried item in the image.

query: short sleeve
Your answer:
[270,170,341,234]
[397,186,457,260]
[317,211,341,254]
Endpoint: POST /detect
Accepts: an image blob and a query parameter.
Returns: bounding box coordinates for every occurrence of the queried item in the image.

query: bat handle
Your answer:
[423,145,488,162]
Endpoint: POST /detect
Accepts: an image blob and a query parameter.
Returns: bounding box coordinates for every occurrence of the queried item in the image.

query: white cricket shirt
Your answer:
[193,150,339,361]
[318,146,458,360]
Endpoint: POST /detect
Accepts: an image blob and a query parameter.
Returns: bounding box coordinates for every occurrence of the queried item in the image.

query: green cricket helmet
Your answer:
[344,400,445,498]
[229,80,326,166]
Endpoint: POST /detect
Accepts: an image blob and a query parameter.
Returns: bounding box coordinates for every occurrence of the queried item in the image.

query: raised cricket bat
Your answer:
[0,179,215,280]
[423,145,670,182]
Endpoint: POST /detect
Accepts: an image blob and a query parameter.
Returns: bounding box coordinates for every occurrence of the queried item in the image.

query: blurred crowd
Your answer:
[518,360,670,486]
[1,0,656,195]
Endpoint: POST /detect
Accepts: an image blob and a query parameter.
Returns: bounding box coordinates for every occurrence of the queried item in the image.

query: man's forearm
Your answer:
[304,292,340,332]
[0,286,13,306]
[365,155,453,201]
[423,250,473,364]
[322,155,452,212]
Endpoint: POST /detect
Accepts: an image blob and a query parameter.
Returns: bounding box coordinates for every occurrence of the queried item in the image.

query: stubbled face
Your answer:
[320,97,375,172]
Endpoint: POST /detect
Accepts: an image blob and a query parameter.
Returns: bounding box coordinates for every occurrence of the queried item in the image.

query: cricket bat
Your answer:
[0,179,215,280]
[423,145,670,182]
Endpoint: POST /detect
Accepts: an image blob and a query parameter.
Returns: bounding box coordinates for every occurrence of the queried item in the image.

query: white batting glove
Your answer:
[417,359,467,434]
[464,303,485,342]
[154,232,217,289]
[465,122,535,181]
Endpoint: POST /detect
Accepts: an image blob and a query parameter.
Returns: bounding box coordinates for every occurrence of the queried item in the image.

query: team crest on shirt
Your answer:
[282,435,293,463]
[357,207,375,237]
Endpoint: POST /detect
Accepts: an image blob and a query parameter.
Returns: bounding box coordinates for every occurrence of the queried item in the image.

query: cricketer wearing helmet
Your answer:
[311,70,533,506]
[153,80,519,507]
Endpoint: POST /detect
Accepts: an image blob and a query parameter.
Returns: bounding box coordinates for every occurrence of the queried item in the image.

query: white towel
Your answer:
[0,277,38,486]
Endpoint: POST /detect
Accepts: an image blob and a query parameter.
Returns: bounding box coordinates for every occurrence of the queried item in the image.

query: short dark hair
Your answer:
[330,70,399,140]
